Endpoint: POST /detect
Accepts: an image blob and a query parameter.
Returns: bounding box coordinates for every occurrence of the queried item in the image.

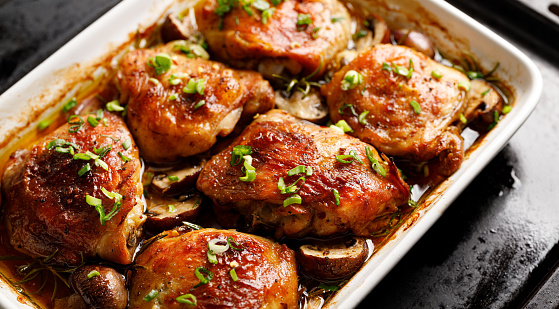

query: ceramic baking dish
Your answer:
[0,0,542,308]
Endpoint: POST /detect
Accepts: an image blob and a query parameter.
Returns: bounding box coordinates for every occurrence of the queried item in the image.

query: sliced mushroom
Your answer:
[69,265,127,309]
[297,237,369,280]
[150,157,206,196]
[274,89,328,123]
[161,13,197,42]
[461,79,504,130]
[145,191,202,232]
[392,29,435,58]
[354,14,391,52]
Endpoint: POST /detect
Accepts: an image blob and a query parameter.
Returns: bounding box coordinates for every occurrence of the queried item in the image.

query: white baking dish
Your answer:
[0,0,542,308]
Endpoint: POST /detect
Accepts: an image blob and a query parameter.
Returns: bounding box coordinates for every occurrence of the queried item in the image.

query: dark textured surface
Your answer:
[1,0,559,308]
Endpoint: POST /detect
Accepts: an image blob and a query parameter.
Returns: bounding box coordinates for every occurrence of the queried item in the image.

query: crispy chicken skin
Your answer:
[197,110,410,238]
[117,43,274,163]
[1,113,145,265]
[322,44,469,176]
[195,0,351,76]
[128,228,298,309]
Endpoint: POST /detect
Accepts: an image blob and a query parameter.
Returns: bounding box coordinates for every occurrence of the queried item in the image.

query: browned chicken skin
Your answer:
[1,112,145,265]
[128,228,298,309]
[197,110,410,238]
[117,43,274,163]
[195,0,352,76]
[322,44,470,177]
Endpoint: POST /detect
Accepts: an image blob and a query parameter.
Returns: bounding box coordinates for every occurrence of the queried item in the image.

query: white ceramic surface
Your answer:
[0,0,542,308]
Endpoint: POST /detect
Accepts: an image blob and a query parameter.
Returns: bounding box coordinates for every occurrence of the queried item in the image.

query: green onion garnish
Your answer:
[194,267,213,288]
[207,249,218,264]
[365,146,386,177]
[331,120,353,133]
[38,119,53,131]
[261,8,275,24]
[296,13,312,30]
[278,176,305,194]
[168,175,179,181]
[230,145,252,166]
[239,155,256,182]
[87,116,99,127]
[382,62,392,72]
[459,113,467,124]
[122,139,131,150]
[410,100,421,114]
[176,294,196,305]
[338,103,357,116]
[169,93,178,101]
[227,236,245,251]
[118,151,131,163]
[230,268,239,281]
[311,27,321,39]
[341,70,363,91]
[87,192,122,226]
[481,88,492,97]
[331,16,344,23]
[335,155,354,164]
[194,100,205,110]
[62,97,77,112]
[306,166,313,176]
[106,100,125,112]
[467,71,484,80]
[431,70,443,79]
[68,115,85,133]
[143,289,159,302]
[502,105,512,114]
[283,194,302,207]
[78,163,91,177]
[87,270,100,279]
[358,111,369,125]
[288,165,306,176]
[458,80,471,91]
[319,283,339,291]
[168,205,177,213]
[183,78,205,95]
[147,53,172,75]
[333,188,340,206]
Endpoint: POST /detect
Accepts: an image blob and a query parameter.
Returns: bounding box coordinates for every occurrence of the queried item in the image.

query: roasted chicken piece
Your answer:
[322,44,470,177]
[128,228,298,309]
[197,110,410,238]
[1,112,145,265]
[117,42,274,163]
[195,0,352,77]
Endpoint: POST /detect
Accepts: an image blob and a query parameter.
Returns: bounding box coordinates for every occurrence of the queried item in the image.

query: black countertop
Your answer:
[1,0,558,308]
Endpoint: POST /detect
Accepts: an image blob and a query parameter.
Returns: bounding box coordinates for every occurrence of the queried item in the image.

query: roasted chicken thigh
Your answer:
[195,0,352,77]
[1,112,145,265]
[117,42,274,163]
[322,44,470,177]
[197,110,410,238]
[128,228,298,309]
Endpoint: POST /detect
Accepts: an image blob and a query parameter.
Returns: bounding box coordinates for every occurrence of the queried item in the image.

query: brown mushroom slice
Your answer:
[354,14,391,52]
[151,158,206,196]
[297,237,370,280]
[69,265,128,309]
[274,89,328,123]
[461,79,504,130]
[145,191,202,232]
[161,13,197,42]
[392,29,435,58]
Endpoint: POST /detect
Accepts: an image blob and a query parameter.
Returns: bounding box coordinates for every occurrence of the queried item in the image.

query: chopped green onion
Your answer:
[296,13,312,29]
[487,110,499,130]
[408,198,419,208]
[87,270,100,279]
[38,119,53,131]
[68,115,85,133]
[55,146,75,155]
[215,0,234,16]
[168,175,179,181]
[365,146,386,177]
[459,113,467,124]
[62,97,77,112]
[148,77,160,85]
[227,236,245,251]
[331,16,344,23]
[502,105,512,114]
[118,151,131,163]
[169,93,178,101]
[143,289,159,302]
[87,116,99,127]
[88,191,120,226]
[106,100,125,112]
[341,70,363,91]
[239,155,256,182]
[78,163,91,177]
[410,100,421,114]
[194,267,213,287]
[338,103,357,116]
[288,165,306,176]
[207,250,218,264]
[270,0,283,5]
[306,166,313,176]
[176,294,196,305]
[382,62,392,72]
[349,150,363,164]
[283,194,302,207]
[252,0,269,11]
[168,205,177,213]
[208,238,229,254]
[183,78,205,95]
[122,139,131,150]
[230,268,239,281]
[466,71,484,80]
[95,109,103,120]
[311,27,321,39]
[458,80,471,91]
[94,158,109,171]
[147,53,172,75]
[230,145,252,166]
[86,195,102,208]
[359,111,369,125]
[331,120,353,133]
[431,70,443,79]
[261,8,275,24]
[353,29,367,40]
[335,155,354,164]
[235,16,239,24]
[278,176,305,194]
[194,100,205,110]
[481,88,492,97]
[333,188,340,206]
